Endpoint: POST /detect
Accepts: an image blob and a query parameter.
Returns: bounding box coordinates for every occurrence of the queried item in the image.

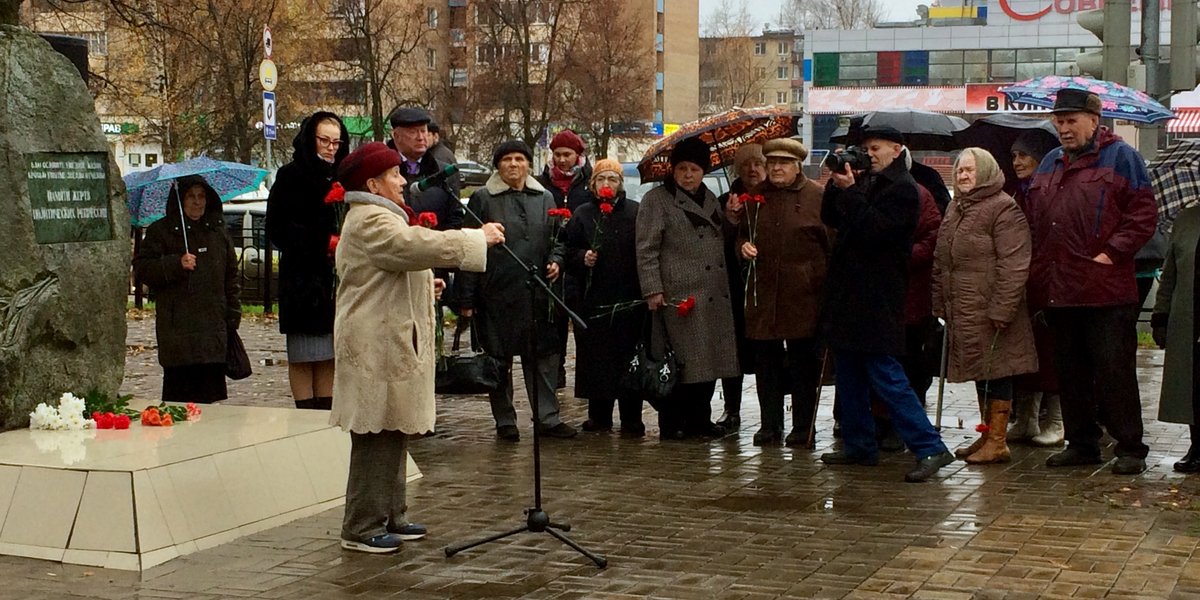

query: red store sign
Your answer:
[999,0,1170,21]
[965,83,1050,114]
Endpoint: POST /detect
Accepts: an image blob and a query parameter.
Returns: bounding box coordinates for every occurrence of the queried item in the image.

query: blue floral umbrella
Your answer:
[999,75,1172,124]
[124,157,269,228]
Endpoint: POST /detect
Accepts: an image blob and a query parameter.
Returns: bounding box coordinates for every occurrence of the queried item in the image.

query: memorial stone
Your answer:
[0,25,129,430]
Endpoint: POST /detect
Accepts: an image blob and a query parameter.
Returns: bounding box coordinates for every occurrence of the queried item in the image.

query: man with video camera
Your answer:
[819,126,954,483]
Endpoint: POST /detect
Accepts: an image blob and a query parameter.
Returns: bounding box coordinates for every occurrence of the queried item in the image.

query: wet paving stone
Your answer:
[0,315,1198,599]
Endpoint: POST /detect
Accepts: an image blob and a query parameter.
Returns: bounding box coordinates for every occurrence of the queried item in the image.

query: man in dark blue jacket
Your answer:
[1024,88,1157,475]
[386,106,463,230]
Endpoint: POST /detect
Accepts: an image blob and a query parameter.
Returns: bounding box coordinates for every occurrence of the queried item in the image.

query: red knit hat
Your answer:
[337,142,402,191]
[550,129,585,154]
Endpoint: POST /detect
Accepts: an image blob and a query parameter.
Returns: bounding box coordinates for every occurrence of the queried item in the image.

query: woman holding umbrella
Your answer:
[636,136,739,440]
[1008,130,1064,447]
[133,176,240,404]
[1153,203,1200,473]
[267,112,350,410]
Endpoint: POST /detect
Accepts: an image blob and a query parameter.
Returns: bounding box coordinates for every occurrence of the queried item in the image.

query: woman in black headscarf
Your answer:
[267,112,351,409]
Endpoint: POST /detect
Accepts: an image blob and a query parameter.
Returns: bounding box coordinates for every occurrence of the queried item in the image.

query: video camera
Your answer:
[822,146,871,173]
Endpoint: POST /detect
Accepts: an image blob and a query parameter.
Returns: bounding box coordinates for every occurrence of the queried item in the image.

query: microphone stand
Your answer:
[444,205,605,568]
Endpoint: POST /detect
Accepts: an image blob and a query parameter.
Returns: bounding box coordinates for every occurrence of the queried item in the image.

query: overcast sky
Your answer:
[697,0,931,31]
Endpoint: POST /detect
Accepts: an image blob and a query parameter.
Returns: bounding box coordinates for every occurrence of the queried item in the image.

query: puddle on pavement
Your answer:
[1076,478,1200,510]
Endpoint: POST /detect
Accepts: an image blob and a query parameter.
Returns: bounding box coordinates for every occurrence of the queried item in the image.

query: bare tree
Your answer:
[331,0,428,142]
[778,0,883,30]
[703,0,756,37]
[560,0,654,156]
[467,0,584,150]
[700,36,774,114]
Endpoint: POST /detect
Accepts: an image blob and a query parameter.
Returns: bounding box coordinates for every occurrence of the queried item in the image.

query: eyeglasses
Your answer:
[316,135,343,148]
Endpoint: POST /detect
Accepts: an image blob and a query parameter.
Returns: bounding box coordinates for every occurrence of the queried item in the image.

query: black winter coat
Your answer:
[563,192,644,399]
[389,140,464,231]
[718,180,754,374]
[537,162,594,212]
[133,183,240,368]
[458,174,566,357]
[820,155,919,355]
[266,112,349,335]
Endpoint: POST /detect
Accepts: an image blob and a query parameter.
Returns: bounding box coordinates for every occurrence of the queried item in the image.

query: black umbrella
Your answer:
[829,110,969,152]
[952,114,1059,196]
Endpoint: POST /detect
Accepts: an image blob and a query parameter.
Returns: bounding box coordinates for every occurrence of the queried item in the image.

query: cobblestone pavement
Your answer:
[2,314,1199,599]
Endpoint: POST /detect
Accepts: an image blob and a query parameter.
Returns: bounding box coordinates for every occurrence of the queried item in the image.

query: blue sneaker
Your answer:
[388,522,427,541]
[340,533,403,554]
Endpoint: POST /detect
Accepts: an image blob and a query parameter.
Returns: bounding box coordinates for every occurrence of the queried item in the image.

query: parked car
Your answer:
[456,160,492,188]
[222,200,278,306]
[620,162,730,201]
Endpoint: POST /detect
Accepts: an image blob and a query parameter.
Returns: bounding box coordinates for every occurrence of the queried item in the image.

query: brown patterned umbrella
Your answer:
[637,107,801,183]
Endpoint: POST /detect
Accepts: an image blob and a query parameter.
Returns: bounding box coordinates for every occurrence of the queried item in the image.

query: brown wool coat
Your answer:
[736,176,832,340]
[932,175,1038,383]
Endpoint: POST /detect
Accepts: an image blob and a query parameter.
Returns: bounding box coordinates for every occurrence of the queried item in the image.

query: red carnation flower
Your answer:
[113,414,131,430]
[324,182,346,204]
[739,192,753,203]
[598,187,616,200]
[599,202,614,215]
[676,295,697,317]
[328,234,340,256]
[548,208,572,219]
[95,412,115,429]
[418,212,438,228]
[975,423,991,433]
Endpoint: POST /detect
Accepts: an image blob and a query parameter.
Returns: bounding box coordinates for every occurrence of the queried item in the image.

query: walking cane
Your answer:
[807,347,830,448]
[934,319,948,431]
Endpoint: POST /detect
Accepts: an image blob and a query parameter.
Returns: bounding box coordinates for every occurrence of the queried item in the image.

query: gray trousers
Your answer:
[489,353,562,428]
[341,430,407,541]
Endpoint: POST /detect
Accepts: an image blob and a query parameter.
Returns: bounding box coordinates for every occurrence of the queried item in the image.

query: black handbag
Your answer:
[225,328,252,380]
[620,313,677,408]
[435,316,502,395]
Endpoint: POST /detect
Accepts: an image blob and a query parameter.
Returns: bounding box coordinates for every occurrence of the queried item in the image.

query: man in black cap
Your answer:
[819,125,955,483]
[1024,87,1157,475]
[386,106,463,230]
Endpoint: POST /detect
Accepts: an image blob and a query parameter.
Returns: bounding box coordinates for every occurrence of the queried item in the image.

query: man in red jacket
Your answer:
[1024,88,1157,475]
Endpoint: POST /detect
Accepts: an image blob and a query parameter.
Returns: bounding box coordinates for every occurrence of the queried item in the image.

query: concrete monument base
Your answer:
[0,404,420,570]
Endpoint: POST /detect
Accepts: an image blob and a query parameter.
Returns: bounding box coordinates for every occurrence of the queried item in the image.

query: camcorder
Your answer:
[822,146,870,173]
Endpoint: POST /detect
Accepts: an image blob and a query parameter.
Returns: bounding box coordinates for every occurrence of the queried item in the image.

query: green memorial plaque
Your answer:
[26,152,113,244]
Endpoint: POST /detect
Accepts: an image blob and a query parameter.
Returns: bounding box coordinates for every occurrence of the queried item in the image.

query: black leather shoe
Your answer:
[752,428,783,446]
[1045,446,1103,467]
[580,419,613,433]
[496,425,520,442]
[820,450,879,466]
[1112,456,1147,475]
[1174,446,1200,473]
[619,424,646,438]
[905,451,955,483]
[715,412,741,432]
[784,429,813,448]
[539,423,578,439]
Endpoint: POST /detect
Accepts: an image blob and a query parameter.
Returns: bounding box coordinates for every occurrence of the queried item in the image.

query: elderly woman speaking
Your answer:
[331,142,504,553]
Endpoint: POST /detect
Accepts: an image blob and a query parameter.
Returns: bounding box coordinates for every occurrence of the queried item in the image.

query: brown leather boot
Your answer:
[954,398,987,458]
[965,400,1012,464]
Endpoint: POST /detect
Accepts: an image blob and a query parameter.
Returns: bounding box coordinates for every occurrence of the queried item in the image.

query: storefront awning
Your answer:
[1167,109,1200,134]
[807,87,966,114]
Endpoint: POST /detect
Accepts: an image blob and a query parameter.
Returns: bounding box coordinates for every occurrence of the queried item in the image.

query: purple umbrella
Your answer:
[1000,76,1172,124]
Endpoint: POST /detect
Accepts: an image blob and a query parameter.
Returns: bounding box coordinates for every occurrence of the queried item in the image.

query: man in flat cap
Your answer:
[732,138,830,448]
[1023,87,1157,475]
[386,106,463,230]
[819,125,954,483]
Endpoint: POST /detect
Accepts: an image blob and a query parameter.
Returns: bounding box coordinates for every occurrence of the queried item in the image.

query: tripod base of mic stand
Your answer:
[443,508,607,568]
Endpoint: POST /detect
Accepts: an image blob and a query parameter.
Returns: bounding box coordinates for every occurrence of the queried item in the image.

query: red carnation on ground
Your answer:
[418,212,438,228]
[113,414,131,429]
[599,202,614,215]
[324,182,346,204]
[676,295,697,317]
[598,187,616,200]
[94,412,115,429]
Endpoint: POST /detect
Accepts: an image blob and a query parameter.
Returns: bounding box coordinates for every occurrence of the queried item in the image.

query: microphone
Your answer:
[408,163,459,195]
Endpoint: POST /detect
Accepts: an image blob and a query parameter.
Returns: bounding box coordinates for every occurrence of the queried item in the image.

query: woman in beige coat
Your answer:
[933,147,1037,465]
[330,142,503,553]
